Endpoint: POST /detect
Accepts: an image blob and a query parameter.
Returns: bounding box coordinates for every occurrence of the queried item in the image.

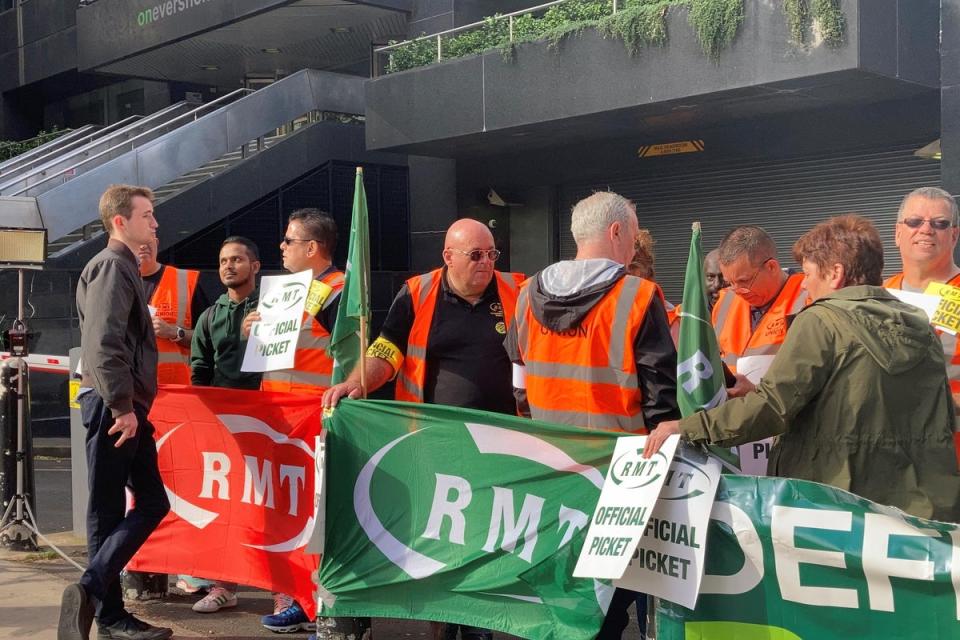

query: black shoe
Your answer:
[96,614,173,640]
[58,583,94,640]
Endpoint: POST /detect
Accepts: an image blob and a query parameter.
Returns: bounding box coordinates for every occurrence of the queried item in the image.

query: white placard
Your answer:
[887,288,954,334]
[734,354,776,476]
[573,434,680,579]
[614,445,721,609]
[241,269,313,372]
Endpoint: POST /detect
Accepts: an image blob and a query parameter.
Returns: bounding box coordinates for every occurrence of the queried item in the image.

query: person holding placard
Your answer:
[883,186,960,462]
[645,215,960,523]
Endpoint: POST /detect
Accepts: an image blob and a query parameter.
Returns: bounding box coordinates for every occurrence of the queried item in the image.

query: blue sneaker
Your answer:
[260,601,315,633]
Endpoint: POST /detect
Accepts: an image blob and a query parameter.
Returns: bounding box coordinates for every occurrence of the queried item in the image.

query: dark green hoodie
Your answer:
[680,285,960,522]
[190,290,261,390]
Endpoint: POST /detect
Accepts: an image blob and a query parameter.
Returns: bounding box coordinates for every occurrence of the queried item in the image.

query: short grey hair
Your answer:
[570,191,636,244]
[897,187,959,225]
[718,225,777,266]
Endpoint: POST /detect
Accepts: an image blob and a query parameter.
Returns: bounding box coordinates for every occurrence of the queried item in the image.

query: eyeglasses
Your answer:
[730,257,773,293]
[282,236,315,245]
[451,248,501,262]
[898,217,954,231]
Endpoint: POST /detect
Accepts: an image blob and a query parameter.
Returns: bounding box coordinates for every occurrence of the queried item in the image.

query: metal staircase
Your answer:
[0,70,365,258]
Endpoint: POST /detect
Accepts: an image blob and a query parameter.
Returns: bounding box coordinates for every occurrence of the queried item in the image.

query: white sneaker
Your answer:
[192,586,238,613]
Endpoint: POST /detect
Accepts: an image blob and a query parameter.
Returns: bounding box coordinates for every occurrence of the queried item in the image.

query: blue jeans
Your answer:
[78,393,170,625]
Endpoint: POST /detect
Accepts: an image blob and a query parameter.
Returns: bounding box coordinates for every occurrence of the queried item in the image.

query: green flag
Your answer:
[677,222,727,416]
[330,167,371,385]
[317,399,615,640]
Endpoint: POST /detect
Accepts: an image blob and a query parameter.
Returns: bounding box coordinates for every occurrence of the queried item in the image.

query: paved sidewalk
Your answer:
[0,533,640,639]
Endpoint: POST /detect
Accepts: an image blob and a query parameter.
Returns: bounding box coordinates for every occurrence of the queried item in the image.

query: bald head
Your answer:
[443,218,498,300]
[445,218,494,249]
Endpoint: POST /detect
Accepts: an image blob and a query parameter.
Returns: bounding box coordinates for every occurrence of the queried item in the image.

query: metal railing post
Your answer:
[509,15,514,43]
[613,0,618,14]
[437,34,442,61]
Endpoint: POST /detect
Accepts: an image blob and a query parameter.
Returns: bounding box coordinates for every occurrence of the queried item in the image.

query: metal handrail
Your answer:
[0,105,188,192]
[0,117,143,180]
[374,0,573,54]
[371,0,622,76]
[9,88,253,197]
[0,128,75,168]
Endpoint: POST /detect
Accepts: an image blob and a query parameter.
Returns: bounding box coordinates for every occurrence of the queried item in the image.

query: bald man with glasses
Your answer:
[323,218,523,640]
[884,187,960,462]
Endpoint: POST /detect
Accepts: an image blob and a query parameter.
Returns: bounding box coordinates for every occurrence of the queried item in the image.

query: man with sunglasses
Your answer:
[323,217,524,640]
[711,226,807,474]
[242,208,343,635]
[884,187,960,462]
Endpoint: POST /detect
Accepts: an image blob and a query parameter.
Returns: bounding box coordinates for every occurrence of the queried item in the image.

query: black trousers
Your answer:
[596,588,644,640]
[78,392,170,625]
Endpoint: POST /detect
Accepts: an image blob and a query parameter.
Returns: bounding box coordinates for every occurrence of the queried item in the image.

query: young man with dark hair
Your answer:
[59,185,172,640]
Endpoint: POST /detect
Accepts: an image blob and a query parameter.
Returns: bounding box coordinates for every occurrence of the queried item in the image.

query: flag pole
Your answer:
[357,166,368,399]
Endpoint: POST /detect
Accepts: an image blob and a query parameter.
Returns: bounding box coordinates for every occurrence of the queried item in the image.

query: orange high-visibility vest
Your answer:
[261,270,344,396]
[515,275,659,433]
[885,271,960,462]
[711,273,807,373]
[666,302,681,346]
[150,266,200,385]
[395,268,525,403]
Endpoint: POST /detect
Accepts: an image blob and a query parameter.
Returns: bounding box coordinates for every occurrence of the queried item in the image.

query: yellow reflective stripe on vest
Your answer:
[417,271,436,308]
[523,360,637,388]
[406,344,427,360]
[263,370,332,388]
[157,351,188,364]
[609,276,642,368]
[396,370,421,401]
[712,290,736,339]
[529,408,644,432]
[496,271,519,296]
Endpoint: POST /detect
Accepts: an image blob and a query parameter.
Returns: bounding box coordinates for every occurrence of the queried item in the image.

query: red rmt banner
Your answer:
[129,386,323,616]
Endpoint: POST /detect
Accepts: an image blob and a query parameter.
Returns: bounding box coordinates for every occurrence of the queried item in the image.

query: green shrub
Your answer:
[0,128,67,163]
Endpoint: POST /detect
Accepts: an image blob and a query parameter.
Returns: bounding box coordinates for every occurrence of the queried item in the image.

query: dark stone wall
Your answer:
[943,0,960,195]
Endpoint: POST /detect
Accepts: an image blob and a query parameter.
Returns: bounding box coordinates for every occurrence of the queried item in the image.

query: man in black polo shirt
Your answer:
[323,217,524,640]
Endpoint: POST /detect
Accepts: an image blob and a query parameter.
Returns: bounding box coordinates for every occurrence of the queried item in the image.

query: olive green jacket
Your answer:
[681,285,960,522]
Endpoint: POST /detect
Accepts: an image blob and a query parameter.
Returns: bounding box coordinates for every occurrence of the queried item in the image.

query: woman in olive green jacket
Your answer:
[647,215,960,523]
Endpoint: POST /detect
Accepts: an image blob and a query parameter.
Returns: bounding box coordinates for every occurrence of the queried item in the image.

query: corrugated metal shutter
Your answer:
[559,142,942,301]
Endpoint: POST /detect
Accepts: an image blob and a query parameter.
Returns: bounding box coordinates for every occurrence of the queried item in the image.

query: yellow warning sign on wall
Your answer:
[638,140,704,158]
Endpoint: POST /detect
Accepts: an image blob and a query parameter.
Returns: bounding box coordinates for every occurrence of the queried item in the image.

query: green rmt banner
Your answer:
[317,399,618,640]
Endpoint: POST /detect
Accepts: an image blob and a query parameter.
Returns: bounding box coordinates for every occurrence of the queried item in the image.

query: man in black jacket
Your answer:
[58,185,172,640]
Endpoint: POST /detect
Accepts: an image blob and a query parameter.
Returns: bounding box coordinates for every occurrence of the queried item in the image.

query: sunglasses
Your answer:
[898,217,954,230]
[452,248,501,262]
[282,236,315,245]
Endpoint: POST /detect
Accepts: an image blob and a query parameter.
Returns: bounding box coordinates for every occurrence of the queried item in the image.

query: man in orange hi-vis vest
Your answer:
[504,191,680,640]
[323,217,524,640]
[138,237,207,385]
[710,225,807,475]
[883,186,960,462]
[243,208,344,402]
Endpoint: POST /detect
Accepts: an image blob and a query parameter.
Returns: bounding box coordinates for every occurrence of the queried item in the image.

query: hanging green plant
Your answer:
[781,0,844,47]
[598,2,671,57]
[782,0,808,44]
[0,128,67,162]
[688,0,744,59]
[812,0,844,47]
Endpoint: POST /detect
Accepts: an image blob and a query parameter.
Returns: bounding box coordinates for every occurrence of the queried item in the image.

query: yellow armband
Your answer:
[305,280,334,317]
[367,336,404,373]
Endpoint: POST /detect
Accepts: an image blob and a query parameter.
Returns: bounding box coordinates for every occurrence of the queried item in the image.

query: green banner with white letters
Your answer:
[316,400,960,640]
[317,399,619,640]
[656,476,960,639]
